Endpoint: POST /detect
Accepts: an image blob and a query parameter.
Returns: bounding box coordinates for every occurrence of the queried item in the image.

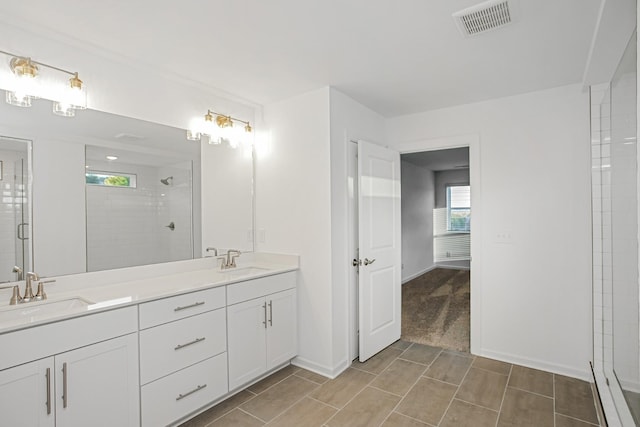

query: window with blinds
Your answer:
[447,185,470,232]
[433,185,471,263]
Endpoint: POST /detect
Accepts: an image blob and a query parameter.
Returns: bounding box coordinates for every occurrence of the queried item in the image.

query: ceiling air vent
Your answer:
[453,0,515,37]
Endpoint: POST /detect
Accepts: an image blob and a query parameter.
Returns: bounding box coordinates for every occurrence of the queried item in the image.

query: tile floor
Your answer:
[179,341,602,427]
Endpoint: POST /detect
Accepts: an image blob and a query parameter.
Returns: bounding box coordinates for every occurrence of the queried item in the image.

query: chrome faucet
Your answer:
[12,266,23,281]
[23,272,39,303]
[0,271,55,305]
[206,247,218,256]
[217,249,241,270]
[228,249,241,268]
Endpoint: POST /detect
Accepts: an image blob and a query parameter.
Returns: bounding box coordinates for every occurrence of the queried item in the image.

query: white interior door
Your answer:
[358,140,401,362]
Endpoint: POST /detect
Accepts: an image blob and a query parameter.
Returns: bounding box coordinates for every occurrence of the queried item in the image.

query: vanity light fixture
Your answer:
[187,109,253,148]
[0,49,87,116]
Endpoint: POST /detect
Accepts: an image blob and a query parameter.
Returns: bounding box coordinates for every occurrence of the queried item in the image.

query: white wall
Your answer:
[401,161,435,282]
[201,142,254,255]
[256,88,335,375]
[386,84,593,379]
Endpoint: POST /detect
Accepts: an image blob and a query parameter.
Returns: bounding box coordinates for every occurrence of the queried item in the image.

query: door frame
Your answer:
[348,133,482,359]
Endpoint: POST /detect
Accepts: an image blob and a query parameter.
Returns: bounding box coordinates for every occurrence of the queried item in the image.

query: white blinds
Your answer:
[433,207,471,262]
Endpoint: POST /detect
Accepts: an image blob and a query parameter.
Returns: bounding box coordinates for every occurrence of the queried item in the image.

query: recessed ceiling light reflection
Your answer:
[106,155,118,161]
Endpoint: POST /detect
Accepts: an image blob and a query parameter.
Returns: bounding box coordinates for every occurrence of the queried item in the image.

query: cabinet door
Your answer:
[0,357,55,427]
[227,297,267,390]
[55,333,139,427]
[266,289,297,369]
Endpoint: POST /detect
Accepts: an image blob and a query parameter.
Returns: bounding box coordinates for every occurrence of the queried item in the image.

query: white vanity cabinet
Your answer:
[0,307,139,427]
[139,287,229,427]
[55,334,139,427]
[0,357,54,427]
[227,272,297,390]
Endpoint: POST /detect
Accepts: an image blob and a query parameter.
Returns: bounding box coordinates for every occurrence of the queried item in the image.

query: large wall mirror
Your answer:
[0,100,254,279]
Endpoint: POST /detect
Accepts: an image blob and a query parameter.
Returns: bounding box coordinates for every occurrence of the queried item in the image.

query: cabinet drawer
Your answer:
[227,271,296,305]
[139,308,226,384]
[139,286,225,329]
[141,353,228,427]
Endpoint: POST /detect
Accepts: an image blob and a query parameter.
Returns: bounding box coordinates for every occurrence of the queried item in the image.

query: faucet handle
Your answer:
[0,283,22,305]
[35,280,56,301]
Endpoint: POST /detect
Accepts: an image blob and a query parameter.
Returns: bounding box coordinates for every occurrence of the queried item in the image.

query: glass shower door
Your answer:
[0,137,31,283]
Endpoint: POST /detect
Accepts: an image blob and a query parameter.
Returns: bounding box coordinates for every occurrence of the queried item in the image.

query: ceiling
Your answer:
[402,147,469,171]
[0,0,602,117]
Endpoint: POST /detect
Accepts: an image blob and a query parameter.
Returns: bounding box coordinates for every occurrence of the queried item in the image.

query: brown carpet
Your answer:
[402,268,470,352]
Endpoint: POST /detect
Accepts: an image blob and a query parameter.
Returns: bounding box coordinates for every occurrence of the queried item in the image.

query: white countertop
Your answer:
[0,253,298,335]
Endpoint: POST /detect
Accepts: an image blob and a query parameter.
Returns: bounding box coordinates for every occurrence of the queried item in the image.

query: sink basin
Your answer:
[224,267,270,278]
[0,297,93,325]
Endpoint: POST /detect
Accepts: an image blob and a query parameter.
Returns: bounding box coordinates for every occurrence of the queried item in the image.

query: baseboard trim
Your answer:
[479,348,591,381]
[401,264,471,284]
[291,356,348,379]
[435,263,471,271]
[402,265,438,284]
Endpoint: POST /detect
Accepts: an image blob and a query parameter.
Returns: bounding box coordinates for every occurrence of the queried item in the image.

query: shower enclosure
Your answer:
[0,136,31,283]
[591,31,639,426]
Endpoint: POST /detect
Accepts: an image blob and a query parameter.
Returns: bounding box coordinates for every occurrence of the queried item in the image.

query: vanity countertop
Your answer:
[0,253,298,335]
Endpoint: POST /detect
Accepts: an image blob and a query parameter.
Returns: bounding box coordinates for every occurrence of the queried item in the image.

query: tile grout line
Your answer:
[436,354,476,426]
[237,407,268,424]
[201,391,260,427]
[249,376,320,426]
[506,384,554,400]
[307,394,342,411]
[494,363,513,427]
[555,412,600,426]
[319,358,384,426]
[374,343,431,426]
[453,396,501,413]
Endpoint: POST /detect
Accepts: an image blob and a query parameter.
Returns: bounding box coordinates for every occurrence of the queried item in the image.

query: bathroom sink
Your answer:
[0,297,93,325]
[224,267,270,278]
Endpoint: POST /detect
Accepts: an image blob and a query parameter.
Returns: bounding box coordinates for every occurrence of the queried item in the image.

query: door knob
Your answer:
[352,259,362,267]
[364,258,376,266]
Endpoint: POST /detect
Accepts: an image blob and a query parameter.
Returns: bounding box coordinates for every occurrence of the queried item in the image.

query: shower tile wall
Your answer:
[86,162,192,272]
[591,82,620,423]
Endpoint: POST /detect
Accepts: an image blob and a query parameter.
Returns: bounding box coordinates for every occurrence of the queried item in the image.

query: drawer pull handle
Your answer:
[174,301,205,312]
[62,362,68,409]
[45,367,51,415]
[176,384,207,401]
[174,337,206,351]
[262,302,267,329]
